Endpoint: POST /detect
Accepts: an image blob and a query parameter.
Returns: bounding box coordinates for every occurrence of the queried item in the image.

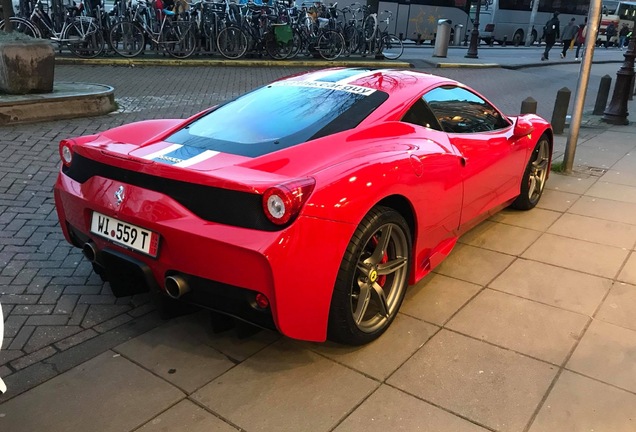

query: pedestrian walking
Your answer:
[618,23,630,49]
[541,12,560,61]
[560,17,578,58]
[605,22,616,48]
[575,18,587,61]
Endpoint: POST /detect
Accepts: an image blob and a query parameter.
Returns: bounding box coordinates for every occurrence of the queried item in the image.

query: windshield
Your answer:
[166,83,388,158]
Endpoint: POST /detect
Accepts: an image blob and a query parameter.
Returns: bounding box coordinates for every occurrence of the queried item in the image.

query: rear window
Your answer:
[166,83,388,157]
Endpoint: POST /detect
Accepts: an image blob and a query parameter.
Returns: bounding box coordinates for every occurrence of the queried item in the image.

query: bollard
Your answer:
[594,75,612,115]
[503,36,507,46]
[551,87,571,134]
[520,97,537,114]
[630,74,635,100]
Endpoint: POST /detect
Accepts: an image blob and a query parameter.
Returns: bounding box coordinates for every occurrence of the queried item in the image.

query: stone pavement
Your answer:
[1,51,636,431]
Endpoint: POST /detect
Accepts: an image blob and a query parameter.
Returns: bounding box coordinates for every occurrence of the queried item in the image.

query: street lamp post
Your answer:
[602,23,636,125]
[465,0,482,58]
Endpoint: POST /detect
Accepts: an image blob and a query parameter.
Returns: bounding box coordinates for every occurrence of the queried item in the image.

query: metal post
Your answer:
[563,0,603,174]
[551,88,571,135]
[593,75,612,115]
[465,0,482,58]
[603,28,636,124]
[520,97,537,114]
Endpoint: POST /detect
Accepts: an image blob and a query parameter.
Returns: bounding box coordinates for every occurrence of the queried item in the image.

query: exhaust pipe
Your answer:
[83,242,98,262]
[165,275,190,299]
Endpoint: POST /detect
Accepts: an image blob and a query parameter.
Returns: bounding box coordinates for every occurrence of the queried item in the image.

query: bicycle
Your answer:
[109,0,196,58]
[1,0,105,58]
[360,10,403,60]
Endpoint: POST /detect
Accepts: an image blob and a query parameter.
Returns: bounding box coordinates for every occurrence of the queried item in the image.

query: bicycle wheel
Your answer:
[0,17,41,38]
[362,14,377,42]
[109,20,145,58]
[265,25,294,60]
[216,25,248,59]
[342,24,360,56]
[285,27,303,59]
[165,21,197,59]
[381,33,403,60]
[316,29,344,60]
[65,18,105,59]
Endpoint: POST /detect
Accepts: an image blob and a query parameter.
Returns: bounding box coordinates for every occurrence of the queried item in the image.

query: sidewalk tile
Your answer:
[402,273,481,325]
[387,330,557,432]
[586,182,636,204]
[446,289,588,364]
[545,173,597,194]
[536,189,578,212]
[490,259,611,316]
[137,400,236,432]
[547,213,636,249]
[334,385,489,432]
[115,315,236,393]
[574,147,629,169]
[569,196,636,225]
[618,252,636,285]
[529,371,636,432]
[596,283,636,331]
[489,208,561,231]
[192,339,377,432]
[305,314,438,380]
[522,233,629,278]
[459,221,541,255]
[567,320,636,393]
[0,351,184,432]
[434,244,515,286]
[600,169,636,187]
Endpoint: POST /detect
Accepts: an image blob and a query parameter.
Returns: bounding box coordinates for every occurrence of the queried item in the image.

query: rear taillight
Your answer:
[59,139,75,167]
[262,177,315,225]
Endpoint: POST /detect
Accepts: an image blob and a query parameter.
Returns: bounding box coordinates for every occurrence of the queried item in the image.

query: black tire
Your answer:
[0,17,41,38]
[362,14,377,42]
[513,30,523,46]
[511,135,551,210]
[65,17,105,59]
[328,206,411,345]
[165,21,197,59]
[381,33,403,60]
[316,29,344,60]
[216,25,248,59]
[110,20,145,58]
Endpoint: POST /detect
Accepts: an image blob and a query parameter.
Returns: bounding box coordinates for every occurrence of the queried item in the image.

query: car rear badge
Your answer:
[114,186,125,206]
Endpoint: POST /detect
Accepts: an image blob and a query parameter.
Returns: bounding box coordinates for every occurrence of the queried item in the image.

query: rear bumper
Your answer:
[54,171,355,342]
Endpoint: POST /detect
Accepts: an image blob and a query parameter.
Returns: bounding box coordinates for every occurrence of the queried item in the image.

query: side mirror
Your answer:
[513,117,534,137]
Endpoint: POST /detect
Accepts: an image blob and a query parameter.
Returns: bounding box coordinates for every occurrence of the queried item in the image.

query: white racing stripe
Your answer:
[141,144,183,160]
[271,80,376,95]
[174,150,220,167]
[335,69,392,84]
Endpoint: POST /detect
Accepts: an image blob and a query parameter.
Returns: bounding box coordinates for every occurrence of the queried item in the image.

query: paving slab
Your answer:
[0,351,184,432]
[433,244,515,286]
[568,195,636,225]
[535,189,579,212]
[489,259,611,316]
[488,207,562,231]
[547,213,636,249]
[522,233,630,279]
[401,273,481,326]
[529,371,636,432]
[334,384,489,432]
[387,330,557,432]
[303,314,439,381]
[192,339,378,432]
[596,282,636,331]
[618,252,636,285]
[567,319,636,394]
[446,289,589,364]
[585,182,636,204]
[136,400,237,432]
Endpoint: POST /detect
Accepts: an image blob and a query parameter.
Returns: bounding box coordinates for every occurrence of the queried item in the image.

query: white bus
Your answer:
[477,0,590,46]
[599,1,636,45]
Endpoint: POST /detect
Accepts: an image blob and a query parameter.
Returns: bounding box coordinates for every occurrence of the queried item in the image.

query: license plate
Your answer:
[90,212,160,257]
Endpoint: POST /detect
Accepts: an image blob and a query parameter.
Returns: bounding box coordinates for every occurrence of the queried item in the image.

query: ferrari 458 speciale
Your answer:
[54,68,552,345]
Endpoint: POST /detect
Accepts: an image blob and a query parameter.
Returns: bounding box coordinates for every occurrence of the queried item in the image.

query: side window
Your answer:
[401,97,443,131]
[423,86,511,134]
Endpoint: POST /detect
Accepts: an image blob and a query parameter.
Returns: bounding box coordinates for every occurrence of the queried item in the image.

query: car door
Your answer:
[422,85,527,227]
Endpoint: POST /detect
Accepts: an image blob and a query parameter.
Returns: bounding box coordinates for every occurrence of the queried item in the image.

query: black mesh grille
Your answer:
[62,154,281,231]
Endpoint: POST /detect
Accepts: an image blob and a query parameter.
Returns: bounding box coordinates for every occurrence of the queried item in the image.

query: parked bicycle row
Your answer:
[0,0,404,60]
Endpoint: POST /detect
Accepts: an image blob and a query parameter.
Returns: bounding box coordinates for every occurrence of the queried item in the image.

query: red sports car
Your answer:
[54,68,552,345]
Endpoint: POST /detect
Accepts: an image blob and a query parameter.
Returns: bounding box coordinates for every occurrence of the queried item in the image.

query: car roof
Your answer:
[278,68,459,100]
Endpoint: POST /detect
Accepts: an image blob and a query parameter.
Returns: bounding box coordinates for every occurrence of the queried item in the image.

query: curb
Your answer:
[55,56,413,69]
